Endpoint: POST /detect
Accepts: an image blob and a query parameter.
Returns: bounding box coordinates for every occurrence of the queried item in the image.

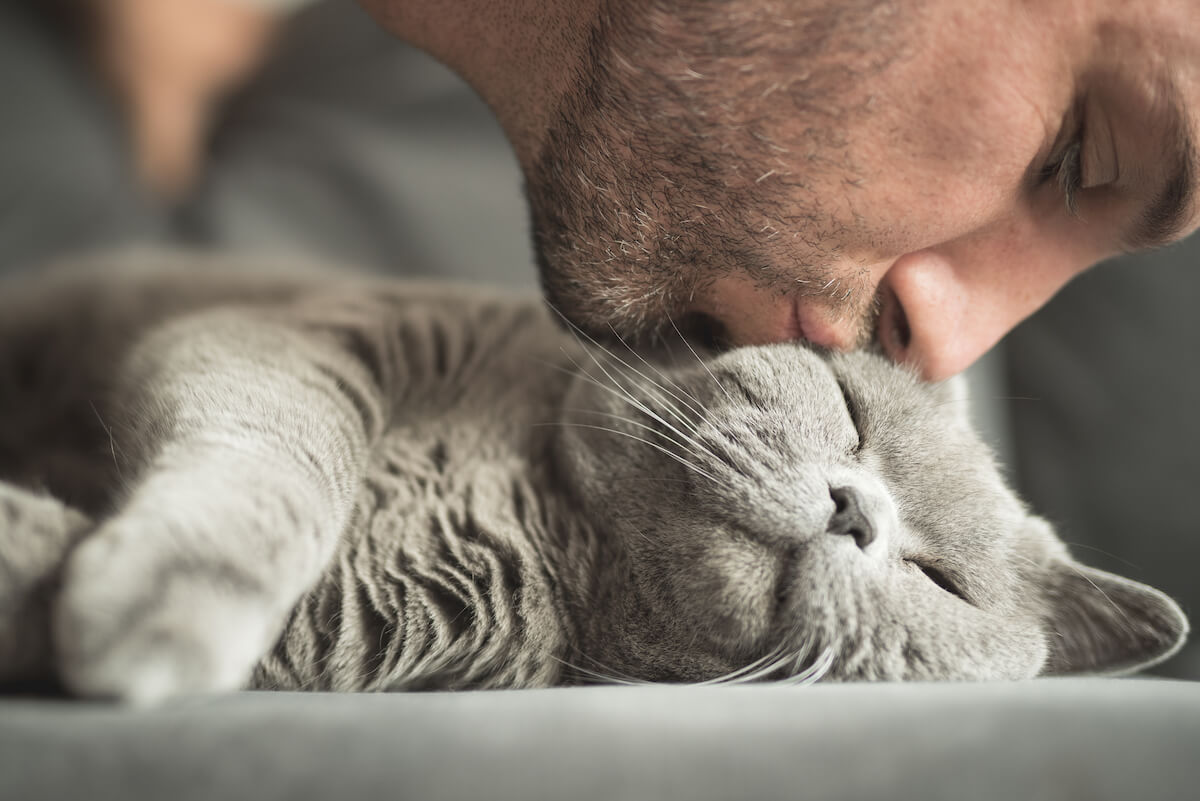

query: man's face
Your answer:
[527,0,1200,379]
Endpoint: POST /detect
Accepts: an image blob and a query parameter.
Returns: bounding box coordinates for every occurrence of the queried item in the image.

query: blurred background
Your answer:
[2,0,1197,678]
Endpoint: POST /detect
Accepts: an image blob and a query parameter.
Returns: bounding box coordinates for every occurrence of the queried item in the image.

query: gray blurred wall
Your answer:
[1006,237,1200,678]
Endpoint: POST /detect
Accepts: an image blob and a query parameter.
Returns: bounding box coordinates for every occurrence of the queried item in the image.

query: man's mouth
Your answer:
[677,296,850,353]
[788,295,872,351]
[680,275,882,352]
[790,297,838,350]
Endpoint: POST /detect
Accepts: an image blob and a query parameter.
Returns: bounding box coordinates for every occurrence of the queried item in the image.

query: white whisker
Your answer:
[536,422,721,484]
[552,653,647,686]
[667,312,737,407]
[561,407,716,470]
[730,649,811,684]
[559,350,725,467]
[1057,558,1130,623]
[607,323,707,417]
[781,647,835,685]
[694,644,790,686]
[544,302,710,442]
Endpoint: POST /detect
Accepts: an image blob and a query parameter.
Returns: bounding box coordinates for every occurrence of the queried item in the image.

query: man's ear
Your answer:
[1040,561,1189,676]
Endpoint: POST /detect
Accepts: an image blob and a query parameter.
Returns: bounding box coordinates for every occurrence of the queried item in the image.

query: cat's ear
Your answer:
[1040,560,1188,676]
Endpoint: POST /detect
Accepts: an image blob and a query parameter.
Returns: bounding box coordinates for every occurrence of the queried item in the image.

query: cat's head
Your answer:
[555,341,1187,683]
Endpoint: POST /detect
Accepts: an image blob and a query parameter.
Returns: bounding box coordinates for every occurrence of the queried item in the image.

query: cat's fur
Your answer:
[0,251,1187,702]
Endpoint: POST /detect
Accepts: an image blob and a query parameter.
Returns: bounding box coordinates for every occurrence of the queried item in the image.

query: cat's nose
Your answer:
[827,486,875,549]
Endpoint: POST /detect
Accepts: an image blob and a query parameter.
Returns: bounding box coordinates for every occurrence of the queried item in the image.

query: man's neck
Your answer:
[358,0,605,168]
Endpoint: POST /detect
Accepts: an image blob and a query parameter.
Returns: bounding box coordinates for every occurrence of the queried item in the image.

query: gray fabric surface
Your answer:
[2,680,1197,801]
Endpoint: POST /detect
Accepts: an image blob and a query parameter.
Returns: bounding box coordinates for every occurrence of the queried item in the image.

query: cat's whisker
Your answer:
[89,401,130,491]
[736,644,821,685]
[1005,550,1047,583]
[1064,542,1141,571]
[1054,556,1132,624]
[693,648,780,687]
[543,356,652,419]
[567,350,708,450]
[632,526,655,545]
[558,351,725,468]
[694,643,791,686]
[545,302,711,443]
[552,653,647,687]
[535,422,721,484]
[666,311,736,410]
[563,407,717,470]
[638,328,720,438]
[534,357,646,409]
[734,649,813,685]
[617,343,708,420]
[782,647,836,685]
[599,367,708,449]
[605,322,709,421]
[547,391,712,468]
[620,370,706,440]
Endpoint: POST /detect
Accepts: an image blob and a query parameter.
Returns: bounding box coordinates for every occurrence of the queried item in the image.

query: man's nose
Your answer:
[875,238,1091,381]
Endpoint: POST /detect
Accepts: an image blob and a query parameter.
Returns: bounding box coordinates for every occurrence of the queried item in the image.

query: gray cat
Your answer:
[0,251,1187,703]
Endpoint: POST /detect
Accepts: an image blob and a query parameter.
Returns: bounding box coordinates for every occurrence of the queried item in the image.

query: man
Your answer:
[360,0,1200,381]
[40,0,1200,381]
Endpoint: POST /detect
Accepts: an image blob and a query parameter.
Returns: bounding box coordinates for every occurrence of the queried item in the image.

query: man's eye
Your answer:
[1039,138,1084,215]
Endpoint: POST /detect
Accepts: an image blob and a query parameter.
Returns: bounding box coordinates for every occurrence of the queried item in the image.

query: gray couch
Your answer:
[4,680,1199,801]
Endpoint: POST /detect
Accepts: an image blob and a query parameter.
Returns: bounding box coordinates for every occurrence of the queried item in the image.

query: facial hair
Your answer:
[525,0,900,345]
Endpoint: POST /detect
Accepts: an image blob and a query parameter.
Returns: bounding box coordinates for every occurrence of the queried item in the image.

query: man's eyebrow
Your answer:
[1122,87,1197,251]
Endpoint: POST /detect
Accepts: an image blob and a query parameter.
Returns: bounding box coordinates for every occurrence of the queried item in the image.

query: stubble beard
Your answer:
[526,0,897,346]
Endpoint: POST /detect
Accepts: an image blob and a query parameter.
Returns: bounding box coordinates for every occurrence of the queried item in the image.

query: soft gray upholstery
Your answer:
[3,680,1197,801]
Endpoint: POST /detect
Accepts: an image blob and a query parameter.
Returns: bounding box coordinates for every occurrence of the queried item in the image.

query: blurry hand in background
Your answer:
[88,0,280,198]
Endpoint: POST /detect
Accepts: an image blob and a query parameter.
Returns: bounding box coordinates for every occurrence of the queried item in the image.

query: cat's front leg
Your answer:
[0,482,91,685]
[53,311,385,703]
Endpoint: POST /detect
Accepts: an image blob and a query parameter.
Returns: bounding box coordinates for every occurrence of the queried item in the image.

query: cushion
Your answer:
[3,679,1197,800]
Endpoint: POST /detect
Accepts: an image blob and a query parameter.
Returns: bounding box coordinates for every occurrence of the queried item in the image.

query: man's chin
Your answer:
[534,252,682,345]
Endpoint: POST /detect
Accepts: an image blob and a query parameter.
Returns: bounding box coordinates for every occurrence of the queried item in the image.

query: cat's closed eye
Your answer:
[837,380,864,454]
[907,559,968,602]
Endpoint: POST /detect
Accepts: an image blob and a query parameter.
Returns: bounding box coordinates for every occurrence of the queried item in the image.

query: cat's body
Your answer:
[0,251,1187,701]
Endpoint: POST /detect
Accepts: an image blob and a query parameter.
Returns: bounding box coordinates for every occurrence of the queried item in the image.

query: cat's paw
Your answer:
[0,484,92,683]
[53,522,273,704]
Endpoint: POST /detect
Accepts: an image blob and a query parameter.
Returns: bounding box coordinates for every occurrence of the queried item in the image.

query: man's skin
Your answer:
[96,0,1200,380]
[82,0,277,196]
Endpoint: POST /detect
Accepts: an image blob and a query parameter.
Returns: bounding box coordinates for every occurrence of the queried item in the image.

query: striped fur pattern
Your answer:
[0,251,1188,702]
